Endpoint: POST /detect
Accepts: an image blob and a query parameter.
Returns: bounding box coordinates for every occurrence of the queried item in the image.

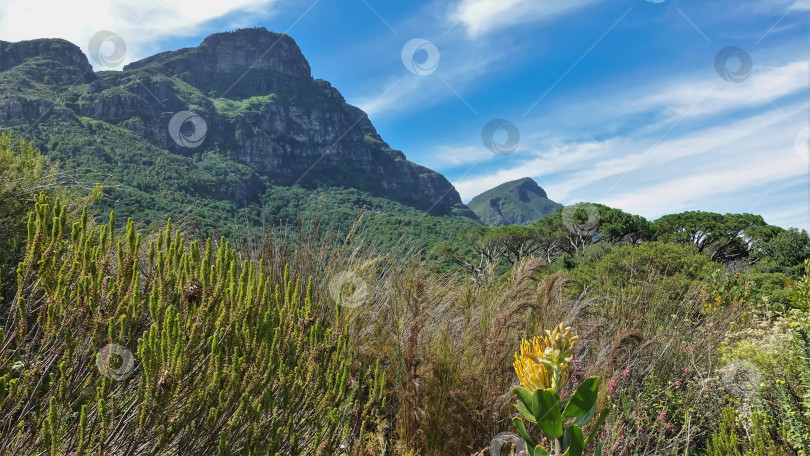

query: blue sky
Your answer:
[1,0,808,228]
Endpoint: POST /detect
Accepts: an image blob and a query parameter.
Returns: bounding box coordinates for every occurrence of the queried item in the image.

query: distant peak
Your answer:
[467,177,560,226]
[201,27,285,44]
[513,177,547,198]
[124,27,311,80]
[0,38,94,82]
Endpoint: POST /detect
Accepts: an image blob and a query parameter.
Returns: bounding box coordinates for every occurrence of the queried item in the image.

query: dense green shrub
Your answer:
[0,194,384,454]
[0,133,100,315]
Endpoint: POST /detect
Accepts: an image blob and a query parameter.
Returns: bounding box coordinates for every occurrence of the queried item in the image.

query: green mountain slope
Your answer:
[0,28,480,249]
[468,177,563,226]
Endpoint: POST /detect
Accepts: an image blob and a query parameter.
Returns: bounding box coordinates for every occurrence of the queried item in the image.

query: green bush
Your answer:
[0,133,99,316]
[0,194,384,454]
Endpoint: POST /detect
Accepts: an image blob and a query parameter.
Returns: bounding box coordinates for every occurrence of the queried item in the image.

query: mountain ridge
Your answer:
[0,28,477,221]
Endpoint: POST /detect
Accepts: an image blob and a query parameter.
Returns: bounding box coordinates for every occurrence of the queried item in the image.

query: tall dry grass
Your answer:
[2,199,747,455]
[303,231,745,454]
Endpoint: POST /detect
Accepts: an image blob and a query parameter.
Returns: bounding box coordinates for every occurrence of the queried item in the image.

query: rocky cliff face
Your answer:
[0,28,474,218]
[123,29,311,87]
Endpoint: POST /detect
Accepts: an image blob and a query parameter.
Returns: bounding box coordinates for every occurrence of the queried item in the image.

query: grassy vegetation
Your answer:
[1,136,809,455]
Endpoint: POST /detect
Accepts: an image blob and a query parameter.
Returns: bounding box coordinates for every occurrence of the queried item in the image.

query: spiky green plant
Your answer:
[705,407,743,456]
[0,194,385,454]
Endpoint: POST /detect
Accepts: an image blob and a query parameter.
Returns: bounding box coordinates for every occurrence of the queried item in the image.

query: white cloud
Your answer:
[431,145,493,165]
[0,0,279,68]
[449,0,600,38]
[451,139,610,201]
[633,59,808,122]
[600,117,808,217]
[737,0,810,14]
[355,37,507,117]
[451,97,808,227]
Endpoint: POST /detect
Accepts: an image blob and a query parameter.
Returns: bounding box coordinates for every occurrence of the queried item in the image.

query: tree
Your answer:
[552,203,653,253]
[600,210,654,245]
[752,227,810,277]
[435,226,504,283]
[488,225,545,264]
[653,211,768,263]
[531,215,569,262]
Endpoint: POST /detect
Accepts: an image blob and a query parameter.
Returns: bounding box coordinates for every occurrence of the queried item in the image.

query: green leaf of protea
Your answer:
[512,416,537,448]
[563,376,599,420]
[585,408,610,447]
[516,400,537,423]
[563,424,584,456]
[514,385,534,411]
[533,388,563,438]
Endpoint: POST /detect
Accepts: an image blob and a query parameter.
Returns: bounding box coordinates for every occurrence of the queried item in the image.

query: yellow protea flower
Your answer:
[513,322,579,392]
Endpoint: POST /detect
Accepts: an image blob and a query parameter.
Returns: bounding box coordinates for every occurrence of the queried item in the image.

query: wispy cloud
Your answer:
[432,145,493,165]
[354,37,510,117]
[448,46,809,227]
[0,0,280,67]
[737,0,810,14]
[599,115,807,214]
[454,100,808,218]
[454,103,808,225]
[448,0,602,38]
[633,59,808,122]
